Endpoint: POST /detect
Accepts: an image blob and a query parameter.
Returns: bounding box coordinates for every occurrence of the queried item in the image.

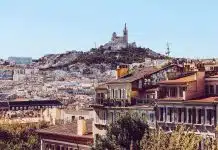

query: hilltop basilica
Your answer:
[101,23,136,50]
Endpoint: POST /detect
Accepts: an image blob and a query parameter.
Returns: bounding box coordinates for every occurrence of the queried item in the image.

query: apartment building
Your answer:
[0,100,63,124]
[156,71,218,138]
[92,64,183,140]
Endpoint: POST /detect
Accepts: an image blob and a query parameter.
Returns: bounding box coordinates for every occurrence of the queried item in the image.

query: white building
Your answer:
[102,23,136,50]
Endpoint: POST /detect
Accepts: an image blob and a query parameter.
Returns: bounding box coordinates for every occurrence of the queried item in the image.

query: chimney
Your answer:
[116,65,129,79]
[77,118,87,136]
[194,72,197,80]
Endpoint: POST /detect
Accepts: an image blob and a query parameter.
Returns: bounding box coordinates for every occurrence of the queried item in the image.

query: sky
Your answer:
[0,0,218,59]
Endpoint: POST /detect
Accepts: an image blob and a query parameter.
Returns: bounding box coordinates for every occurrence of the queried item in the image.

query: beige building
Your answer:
[92,64,183,141]
[0,100,63,125]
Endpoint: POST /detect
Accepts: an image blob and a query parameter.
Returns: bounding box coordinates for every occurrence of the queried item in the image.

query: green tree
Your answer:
[93,113,149,150]
[0,121,48,150]
[141,126,202,150]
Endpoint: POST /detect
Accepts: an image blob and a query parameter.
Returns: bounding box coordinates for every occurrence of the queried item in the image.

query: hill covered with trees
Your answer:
[34,47,167,70]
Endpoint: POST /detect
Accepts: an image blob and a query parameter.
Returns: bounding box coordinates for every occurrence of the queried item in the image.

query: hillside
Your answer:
[34,47,166,70]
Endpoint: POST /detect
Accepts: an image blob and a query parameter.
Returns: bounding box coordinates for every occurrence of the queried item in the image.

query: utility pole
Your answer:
[165,42,171,64]
[165,42,171,57]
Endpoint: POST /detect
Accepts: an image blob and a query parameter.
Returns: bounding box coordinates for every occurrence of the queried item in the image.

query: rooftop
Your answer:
[107,67,158,84]
[157,97,218,104]
[8,100,63,107]
[37,120,93,138]
[160,74,196,85]
[185,97,218,103]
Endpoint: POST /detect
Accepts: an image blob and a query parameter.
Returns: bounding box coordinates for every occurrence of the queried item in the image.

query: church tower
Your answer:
[123,23,128,44]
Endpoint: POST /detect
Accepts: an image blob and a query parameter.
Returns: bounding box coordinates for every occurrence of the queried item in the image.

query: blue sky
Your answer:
[0,0,218,59]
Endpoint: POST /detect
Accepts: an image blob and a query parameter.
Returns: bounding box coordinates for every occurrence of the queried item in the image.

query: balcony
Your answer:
[94,119,107,126]
[92,97,154,108]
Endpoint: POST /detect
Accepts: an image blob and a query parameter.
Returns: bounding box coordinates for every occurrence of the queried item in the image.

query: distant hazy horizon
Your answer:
[1,0,218,59]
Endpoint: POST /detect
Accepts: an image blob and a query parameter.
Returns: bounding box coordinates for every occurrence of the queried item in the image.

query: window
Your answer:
[51,144,55,150]
[111,89,114,99]
[205,85,209,95]
[178,108,182,123]
[216,85,218,94]
[206,109,214,125]
[45,143,51,150]
[167,107,173,122]
[169,87,177,97]
[188,108,192,124]
[179,87,183,97]
[79,116,84,120]
[197,109,202,124]
[71,116,75,122]
[119,89,122,99]
[192,108,196,124]
[56,145,61,150]
[159,107,164,121]
[109,112,114,123]
[114,89,118,99]
[122,89,127,99]
[210,85,214,95]
[183,108,187,123]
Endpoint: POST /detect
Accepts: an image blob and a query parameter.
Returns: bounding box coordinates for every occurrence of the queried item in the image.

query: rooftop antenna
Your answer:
[166,42,171,57]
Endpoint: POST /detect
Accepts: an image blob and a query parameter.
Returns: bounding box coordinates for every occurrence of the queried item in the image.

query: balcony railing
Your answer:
[94,119,107,125]
[93,97,154,107]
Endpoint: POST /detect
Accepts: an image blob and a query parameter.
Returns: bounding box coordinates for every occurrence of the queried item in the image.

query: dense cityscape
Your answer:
[1,1,218,149]
[0,24,218,150]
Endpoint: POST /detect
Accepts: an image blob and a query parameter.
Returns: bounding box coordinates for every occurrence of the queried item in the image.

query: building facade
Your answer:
[92,64,183,142]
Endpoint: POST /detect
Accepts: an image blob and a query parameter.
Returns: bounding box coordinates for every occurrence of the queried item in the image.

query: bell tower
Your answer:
[123,23,128,43]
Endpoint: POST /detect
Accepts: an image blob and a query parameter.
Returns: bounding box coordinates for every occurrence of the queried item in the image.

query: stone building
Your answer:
[101,23,136,50]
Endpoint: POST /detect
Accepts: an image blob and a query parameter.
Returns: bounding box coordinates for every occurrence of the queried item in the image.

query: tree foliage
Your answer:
[74,47,166,68]
[0,121,49,150]
[93,114,218,150]
[93,113,149,150]
[141,126,202,150]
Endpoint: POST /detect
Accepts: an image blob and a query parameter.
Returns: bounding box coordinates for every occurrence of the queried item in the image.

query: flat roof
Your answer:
[8,100,63,107]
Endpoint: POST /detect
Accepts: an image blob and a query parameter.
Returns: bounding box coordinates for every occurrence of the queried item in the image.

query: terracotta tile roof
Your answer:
[160,74,196,85]
[37,120,93,138]
[108,67,159,84]
[185,97,218,103]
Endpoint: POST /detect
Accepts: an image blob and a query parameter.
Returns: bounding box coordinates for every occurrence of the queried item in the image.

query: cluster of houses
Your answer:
[91,61,218,148]
[2,59,218,149]
[34,60,218,150]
